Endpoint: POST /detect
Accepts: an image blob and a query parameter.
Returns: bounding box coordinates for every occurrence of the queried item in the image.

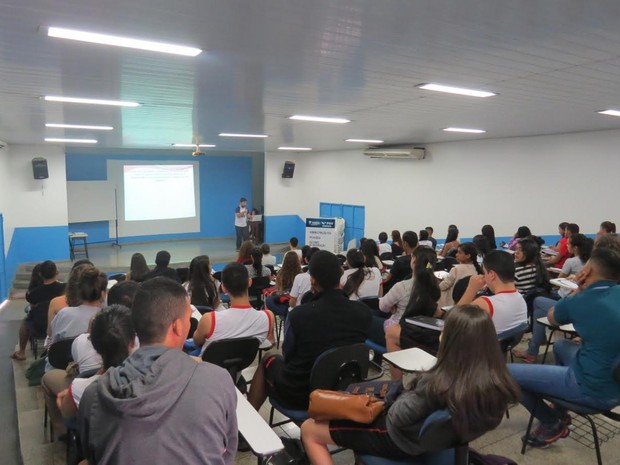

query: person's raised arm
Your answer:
[457,274,486,306]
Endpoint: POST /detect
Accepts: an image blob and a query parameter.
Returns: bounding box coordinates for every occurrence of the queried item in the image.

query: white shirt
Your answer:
[70,375,102,408]
[418,240,434,248]
[71,333,103,373]
[340,267,382,300]
[289,272,312,306]
[262,254,277,266]
[478,290,528,334]
[378,243,392,256]
[379,278,414,328]
[235,205,248,227]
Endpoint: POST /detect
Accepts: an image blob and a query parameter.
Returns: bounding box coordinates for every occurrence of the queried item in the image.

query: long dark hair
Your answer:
[445,226,459,244]
[391,230,402,247]
[414,305,520,440]
[458,242,482,274]
[342,250,371,297]
[569,234,594,264]
[401,247,440,320]
[481,225,497,250]
[601,221,617,234]
[516,226,532,239]
[361,240,380,268]
[472,234,489,259]
[129,253,150,282]
[515,238,550,291]
[188,255,219,307]
[276,252,302,291]
[251,247,264,275]
[90,305,135,369]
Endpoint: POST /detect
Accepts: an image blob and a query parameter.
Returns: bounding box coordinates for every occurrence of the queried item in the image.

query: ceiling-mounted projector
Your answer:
[363,145,426,159]
[192,150,206,156]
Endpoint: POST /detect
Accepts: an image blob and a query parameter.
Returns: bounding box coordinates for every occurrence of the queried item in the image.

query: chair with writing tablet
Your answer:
[202,337,260,393]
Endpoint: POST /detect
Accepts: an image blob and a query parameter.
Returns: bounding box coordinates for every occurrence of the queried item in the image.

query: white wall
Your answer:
[1,144,68,252]
[265,129,620,239]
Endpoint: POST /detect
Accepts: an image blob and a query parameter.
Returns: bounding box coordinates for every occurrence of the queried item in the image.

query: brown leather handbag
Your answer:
[308,389,385,424]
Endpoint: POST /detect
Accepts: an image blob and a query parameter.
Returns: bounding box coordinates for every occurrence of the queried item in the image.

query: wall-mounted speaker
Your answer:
[32,157,49,179]
[282,161,295,178]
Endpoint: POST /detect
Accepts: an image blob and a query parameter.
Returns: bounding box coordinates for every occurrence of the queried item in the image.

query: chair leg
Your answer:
[44,404,48,428]
[583,414,603,465]
[269,406,275,426]
[541,329,556,365]
[521,403,538,455]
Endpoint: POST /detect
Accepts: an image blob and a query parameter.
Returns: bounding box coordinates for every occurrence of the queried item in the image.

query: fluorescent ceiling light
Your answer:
[417,83,496,98]
[346,138,384,144]
[218,133,268,138]
[44,95,140,107]
[45,138,97,144]
[172,143,216,148]
[289,115,351,124]
[46,123,113,130]
[598,109,620,117]
[48,27,202,57]
[278,146,312,151]
[443,127,486,134]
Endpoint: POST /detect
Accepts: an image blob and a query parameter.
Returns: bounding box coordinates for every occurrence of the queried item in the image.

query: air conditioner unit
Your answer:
[363,146,425,160]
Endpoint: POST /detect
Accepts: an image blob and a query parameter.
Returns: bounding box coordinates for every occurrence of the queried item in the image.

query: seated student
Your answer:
[508,226,532,250]
[439,225,460,257]
[438,242,481,307]
[193,263,274,355]
[417,229,433,248]
[425,226,437,250]
[457,250,528,335]
[598,220,617,237]
[78,278,238,465]
[10,260,65,360]
[301,305,520,465]
[184,255,223,311]
[236,240,254,265]
[266,251,302,318]
[383,231,419,293]
[288,247,320,308]
[549,222,569,251]
[46,260,94,339]
[142,250,181,283]
[289,236,303,259]
[246,247,272,278]
[362,239,384,270]
[559,233,593,279]
[341,250,383,300]
[391,230,404,256]
[384,248,441,378]
[377,232,392,256]
[513,238,551,295]
[57,304,136,421]
[125,252,149,282]
[509,247,620,448]
[472,234,489,262]
[247,251,371,411]
[261,243,277,266]
[481,224,498,250]
[545,223,579,268]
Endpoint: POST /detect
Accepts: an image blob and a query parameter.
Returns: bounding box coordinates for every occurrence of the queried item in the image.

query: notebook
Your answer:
[405,315,445,331]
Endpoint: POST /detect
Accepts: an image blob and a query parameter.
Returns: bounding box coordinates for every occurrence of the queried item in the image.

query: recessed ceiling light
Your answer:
[345,138,384,144]
[598,109,620,117]
[218,133,268,138]
[47,27,202,57]
[172,143,216,148]
[417,83,496,98]
[45,138,97,144]
[44,95,140,107]
[442,127,486,134]
[289,115,351,124]
[278,146,312,151]
[46,123,113,130]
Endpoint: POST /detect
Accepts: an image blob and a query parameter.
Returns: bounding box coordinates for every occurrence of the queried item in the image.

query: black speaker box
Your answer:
[282,161,295,178]
[32,157,49,179]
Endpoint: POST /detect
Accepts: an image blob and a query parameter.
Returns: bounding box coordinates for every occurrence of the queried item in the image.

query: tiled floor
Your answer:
[5,297,620,465]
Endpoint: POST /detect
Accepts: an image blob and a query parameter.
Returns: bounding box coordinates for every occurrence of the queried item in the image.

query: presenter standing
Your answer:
[235,197,251,250]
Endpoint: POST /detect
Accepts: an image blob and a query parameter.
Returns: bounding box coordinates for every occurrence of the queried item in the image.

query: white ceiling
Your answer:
[3,0,620,153]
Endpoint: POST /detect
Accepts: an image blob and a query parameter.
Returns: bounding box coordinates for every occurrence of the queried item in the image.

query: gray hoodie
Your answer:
[79,345,238,464]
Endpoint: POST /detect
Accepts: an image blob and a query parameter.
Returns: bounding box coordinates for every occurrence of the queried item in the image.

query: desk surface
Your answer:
[550,278,578,290]
[383,347,437,372]
[537,316,576,333]
[69,232,88,238]
[235,388,283,456]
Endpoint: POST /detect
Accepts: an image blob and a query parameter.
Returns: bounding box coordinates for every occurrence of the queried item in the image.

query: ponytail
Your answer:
[342,250,370,297]
[402,248,440,320]
[459,242,482,274]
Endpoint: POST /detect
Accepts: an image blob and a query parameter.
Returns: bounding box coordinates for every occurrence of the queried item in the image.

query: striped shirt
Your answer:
[514,264,537,294]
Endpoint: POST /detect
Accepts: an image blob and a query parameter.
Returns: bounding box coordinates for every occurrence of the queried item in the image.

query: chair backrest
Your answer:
[212,271,223,282]
[176,267,190,283]
[187,317,199,339]
[201,337,260,381]
[360,297,380,311]
[249,276,271,294]
[309,343,370,392]
[380,252,394,261]
[194,305,214,315]
[48,337,77,369]
[452,276,471,303]
[497,321,529,354]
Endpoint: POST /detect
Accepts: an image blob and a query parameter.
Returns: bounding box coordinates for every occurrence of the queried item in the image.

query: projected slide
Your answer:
[124,165,196,221]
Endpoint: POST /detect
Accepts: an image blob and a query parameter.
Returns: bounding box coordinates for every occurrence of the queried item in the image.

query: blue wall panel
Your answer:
[264,215,305,244]
[319,202,365,247]
[5,226,70,287]
[65,153,253,242]
[0,214,6,300]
